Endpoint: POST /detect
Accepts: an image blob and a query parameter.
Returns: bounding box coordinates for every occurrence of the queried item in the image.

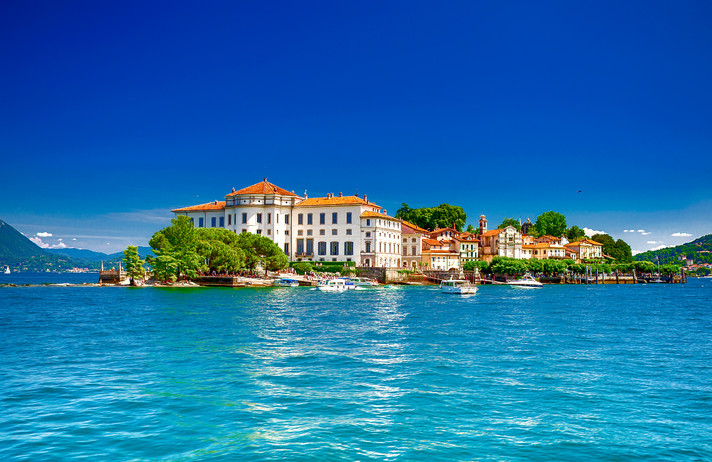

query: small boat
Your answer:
[3,266,9,274]
[440,278,478,294]
[273,277,300,287]
[507,274,543,288]
[317,278,355,292]
[349,277,379,287]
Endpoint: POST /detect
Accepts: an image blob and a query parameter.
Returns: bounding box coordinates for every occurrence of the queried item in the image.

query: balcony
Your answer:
[295,252,314,258]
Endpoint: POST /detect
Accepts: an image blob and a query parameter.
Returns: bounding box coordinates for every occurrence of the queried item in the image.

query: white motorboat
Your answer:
[440,278,478,294]
[348,277,379,287]
[273,277,300,287]
[317,278,355,292]
[507,274,543,288]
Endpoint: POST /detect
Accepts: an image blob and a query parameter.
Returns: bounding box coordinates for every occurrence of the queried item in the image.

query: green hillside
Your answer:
[0,219,45,259]
[634,234,712,264]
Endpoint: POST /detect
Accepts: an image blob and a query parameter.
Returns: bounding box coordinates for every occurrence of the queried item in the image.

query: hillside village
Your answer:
[172,179,606,271]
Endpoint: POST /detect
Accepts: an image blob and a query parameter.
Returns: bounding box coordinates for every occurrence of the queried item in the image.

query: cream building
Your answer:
[172,180,401,266]
[401,221,428,269]
[564,239,604,262]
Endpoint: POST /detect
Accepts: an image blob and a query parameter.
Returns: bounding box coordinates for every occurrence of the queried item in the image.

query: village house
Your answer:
[422,238,460,270]
[564,239,604,262]
[522,242,567,260]
[477,215,523,262]
[456,232,480,264]
[401,221,428,269]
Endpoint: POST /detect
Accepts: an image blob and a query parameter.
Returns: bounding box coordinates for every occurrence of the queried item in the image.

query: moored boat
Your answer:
[3,266,9,274]
[349,277,379,287]
[317,278,355,292]
[273,277,300,287]
[507,274,543,288]
[440,278,478,294]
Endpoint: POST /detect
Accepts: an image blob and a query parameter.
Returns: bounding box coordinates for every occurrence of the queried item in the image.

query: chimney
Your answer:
[383,209,387,215]
[338,192,343,197]
[232,187,235,192]
[364,194,368,203]
[214,200,218,205]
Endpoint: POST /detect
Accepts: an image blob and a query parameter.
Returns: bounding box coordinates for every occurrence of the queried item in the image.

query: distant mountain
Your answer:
[0,219,45,259]
[46,247,109,262]
[634,234,712,264]
[48,246,154,262]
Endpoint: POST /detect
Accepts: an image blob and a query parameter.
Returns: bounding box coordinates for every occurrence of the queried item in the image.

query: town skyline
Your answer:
[2,2,711,254]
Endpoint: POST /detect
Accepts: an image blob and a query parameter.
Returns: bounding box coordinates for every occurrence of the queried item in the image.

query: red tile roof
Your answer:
[481,229,504,237]
[565,239,603,247]
[401,220,429,234]
[361,210,398,220]
[172,201,226,212]
[423,238,441,246]
[226,180,299,197]
[296,195,380,208]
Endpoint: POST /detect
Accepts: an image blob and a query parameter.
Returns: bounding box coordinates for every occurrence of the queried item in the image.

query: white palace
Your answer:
[172,179,402,267]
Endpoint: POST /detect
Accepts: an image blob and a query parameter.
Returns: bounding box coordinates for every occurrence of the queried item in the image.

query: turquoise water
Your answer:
[1,279,711,461]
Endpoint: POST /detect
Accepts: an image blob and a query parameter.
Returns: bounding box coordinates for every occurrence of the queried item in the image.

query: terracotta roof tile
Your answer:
[296,196,380,208]
[401,220,429,234]
[481,229,504,237]
[226,180,299,197]
[361,210,398,220]
[565,239,603,247]
[172,201,226,212]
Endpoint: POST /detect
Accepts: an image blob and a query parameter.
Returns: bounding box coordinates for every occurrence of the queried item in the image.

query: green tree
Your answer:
[534,211,567,237]
[565,225,586,242]
[498,218,521,231]
[196,228,246,273]
[237,233,288,271]
[591,234,633,262]
[525,258,544,273]
[463,260,489,272]
[122,245,145,285]
[490,256,527,275]
[395,203,467,231]
[149,216,201,280]
[466,224,476,233]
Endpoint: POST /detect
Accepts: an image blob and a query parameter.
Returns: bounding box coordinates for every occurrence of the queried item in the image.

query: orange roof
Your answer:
[361,210,398,220]
[226,180,299,197]
[172,200,226,212]
[295,195,380,208]
[481,229,504,237]
[565,239,603,247]
[455,232,480,242]
[401,220,429,234]
[423,249,459,255]
[524,243,562,249]
[423,238,441,246]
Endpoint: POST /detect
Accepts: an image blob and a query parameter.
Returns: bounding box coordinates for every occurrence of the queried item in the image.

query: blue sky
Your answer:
[1,1,711,254]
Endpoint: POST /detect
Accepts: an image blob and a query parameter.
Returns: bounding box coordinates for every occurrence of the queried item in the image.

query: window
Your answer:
[330,242,339,255]
[365,241,371,252]
[346,212,352,224]
[228,215,232,226]
[267,229,271,235]
[306,239,314,255]
[211,217,216,227]
[345,242,353,255]
[318,242,327,255]
[242,213,247,224]
[307,230,313,236]
[285,230,289,236]
[346,229,352,235]
[298,230,303,236]
[285,215,289,224]
[307,213,313,225]
[284,243,289,254]
[219,217,224,227]
[298,214,303,225]
[199,217,204,228]
[256,229,261,234]
[320,213,325,225]
[404,247,408,256]
[267,213,271,224]
[257,213,262,224]
[332,212,338,224]
[403,238,407,243]
[319,229,325,235]
[297,239,304,254]
[332,229,337,235]
[242,229,246,233]
[366,232,371,237]
[366,219,371,226]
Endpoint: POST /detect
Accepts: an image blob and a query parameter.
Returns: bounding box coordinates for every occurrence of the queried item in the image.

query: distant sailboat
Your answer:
[3,266,10,274]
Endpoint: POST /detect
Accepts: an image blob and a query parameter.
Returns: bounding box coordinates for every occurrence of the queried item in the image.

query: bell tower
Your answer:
[479,215,488,235]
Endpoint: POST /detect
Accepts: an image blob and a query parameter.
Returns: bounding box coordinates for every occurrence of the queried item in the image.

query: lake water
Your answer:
[1,276,711,461]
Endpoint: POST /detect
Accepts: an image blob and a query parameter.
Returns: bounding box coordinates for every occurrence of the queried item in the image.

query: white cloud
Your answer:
[583,227,606,236]
[632,249,643,256]
[646,241,659,245]
[29,237,67,249]
[637,229,645,233]
[641,232,651,235]
[671,232,692,237]
[650,244,673,251]
[36,232,53,237]
[72,238,77,241]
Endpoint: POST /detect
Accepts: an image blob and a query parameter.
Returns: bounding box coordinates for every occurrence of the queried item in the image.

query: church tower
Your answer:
[479,215,488,235]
